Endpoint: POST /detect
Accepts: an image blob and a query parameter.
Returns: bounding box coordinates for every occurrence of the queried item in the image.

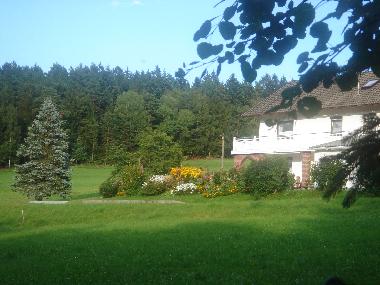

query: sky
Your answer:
[0,0,351,83]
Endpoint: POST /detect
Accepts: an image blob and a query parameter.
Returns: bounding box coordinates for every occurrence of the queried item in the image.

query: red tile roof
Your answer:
[244,72,380,116]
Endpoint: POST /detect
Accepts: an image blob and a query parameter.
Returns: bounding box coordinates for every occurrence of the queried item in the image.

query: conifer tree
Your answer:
[13,97,71,200]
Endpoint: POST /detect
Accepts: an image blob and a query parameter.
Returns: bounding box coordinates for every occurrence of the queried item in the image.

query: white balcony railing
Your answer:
[232,131,348,155]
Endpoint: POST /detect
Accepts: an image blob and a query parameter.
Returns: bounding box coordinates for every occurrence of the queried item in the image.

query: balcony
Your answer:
[231,131,347,155]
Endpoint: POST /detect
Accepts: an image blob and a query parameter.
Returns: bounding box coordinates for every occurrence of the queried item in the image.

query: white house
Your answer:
[232,72,380,186]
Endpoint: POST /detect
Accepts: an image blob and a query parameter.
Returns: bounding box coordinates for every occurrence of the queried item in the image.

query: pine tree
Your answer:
[13,97,71,200]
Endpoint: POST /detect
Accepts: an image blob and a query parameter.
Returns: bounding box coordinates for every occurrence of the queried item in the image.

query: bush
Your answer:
[138,129,183,174]
[140,175,173,195]
[99,178,118,198]
[240,156,292,196]
[115,164,146,195]
[200,169,240,198]
[311,156,346,191]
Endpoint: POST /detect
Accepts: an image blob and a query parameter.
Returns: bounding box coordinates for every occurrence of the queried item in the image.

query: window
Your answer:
[331,116,342,135]
[362,79,379,89]
[277,120,293,137]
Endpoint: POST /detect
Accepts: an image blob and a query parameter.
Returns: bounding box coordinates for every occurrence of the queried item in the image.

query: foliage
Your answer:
[99,178,118,198]
[106,91,150,152]
[255,74,288,98]
[240,156,292,196]
[113,164,146,196]
[140,175,173,196]
[311,156,346,192]
[138,129,183,174]
[0,62,266,165]
[13,97,71,200]
[200,169,239,198]
[324,114,380,207]
[188,0,380,116]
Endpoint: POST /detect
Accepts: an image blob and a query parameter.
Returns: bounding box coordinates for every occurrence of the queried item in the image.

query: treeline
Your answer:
[0,62,286,166]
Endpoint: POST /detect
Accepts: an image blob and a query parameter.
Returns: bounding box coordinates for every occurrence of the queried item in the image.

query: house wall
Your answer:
[258,113,364,143]
[232,110,380,184]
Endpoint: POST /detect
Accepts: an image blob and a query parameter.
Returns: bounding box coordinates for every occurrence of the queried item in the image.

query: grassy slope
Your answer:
[0,166,379,285]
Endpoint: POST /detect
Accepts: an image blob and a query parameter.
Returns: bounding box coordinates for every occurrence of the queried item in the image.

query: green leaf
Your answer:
[212,44,224,55]
[335,72,358,91]
[256,49,277,66]
[225,51,234,64]
[240,61,257,83]
[217,56,226,64]
[197,42,214,59]
[250,36,271,51]
[197,43,223,59]
[293,3,315,39]
[223,5,236,21]
[234,42,245,55]
[296,52,309,64]
[298,62,308,73]
[226,41,236,48]
[238,54,250,63]
[193,20,212,42]
[281,85,302,102]
[310,22,331,41]
[297,96,322,118]
[219,21,237,41]
[311,41,329,53]
[273,36,297,55]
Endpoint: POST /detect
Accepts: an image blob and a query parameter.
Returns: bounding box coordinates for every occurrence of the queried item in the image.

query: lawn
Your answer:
[182,158,233,172]
[0,165,379,285]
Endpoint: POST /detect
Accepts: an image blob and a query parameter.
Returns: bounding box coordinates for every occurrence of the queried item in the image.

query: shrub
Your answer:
[200,169,240,198]
[240,156,292,196]
[99,178,118,198]
[140,175,173,195]
[111,164,146,195]
[311,156,346,192]
[138,129,183,174]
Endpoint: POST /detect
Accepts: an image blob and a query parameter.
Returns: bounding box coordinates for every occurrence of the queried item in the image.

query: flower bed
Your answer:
[171,182,197,195]
[141,175,173,195]
[170,167,203,182]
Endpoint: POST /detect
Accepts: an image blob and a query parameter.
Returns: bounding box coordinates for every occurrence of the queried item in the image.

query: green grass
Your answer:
[0,166,379,285]
[182,158,233,172]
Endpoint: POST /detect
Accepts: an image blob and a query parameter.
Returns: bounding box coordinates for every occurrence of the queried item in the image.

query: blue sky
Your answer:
[0,0,351,83]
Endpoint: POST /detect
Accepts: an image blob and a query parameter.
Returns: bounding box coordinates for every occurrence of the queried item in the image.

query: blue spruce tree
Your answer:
[14,97,71,200]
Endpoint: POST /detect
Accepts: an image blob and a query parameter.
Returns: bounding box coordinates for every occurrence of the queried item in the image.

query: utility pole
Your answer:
[221,133,225,170]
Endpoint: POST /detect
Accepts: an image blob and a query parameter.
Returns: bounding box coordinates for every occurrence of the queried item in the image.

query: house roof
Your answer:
[244,72,380,117]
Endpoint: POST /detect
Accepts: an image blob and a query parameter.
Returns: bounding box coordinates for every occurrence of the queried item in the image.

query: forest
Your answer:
[0,62,286,167]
